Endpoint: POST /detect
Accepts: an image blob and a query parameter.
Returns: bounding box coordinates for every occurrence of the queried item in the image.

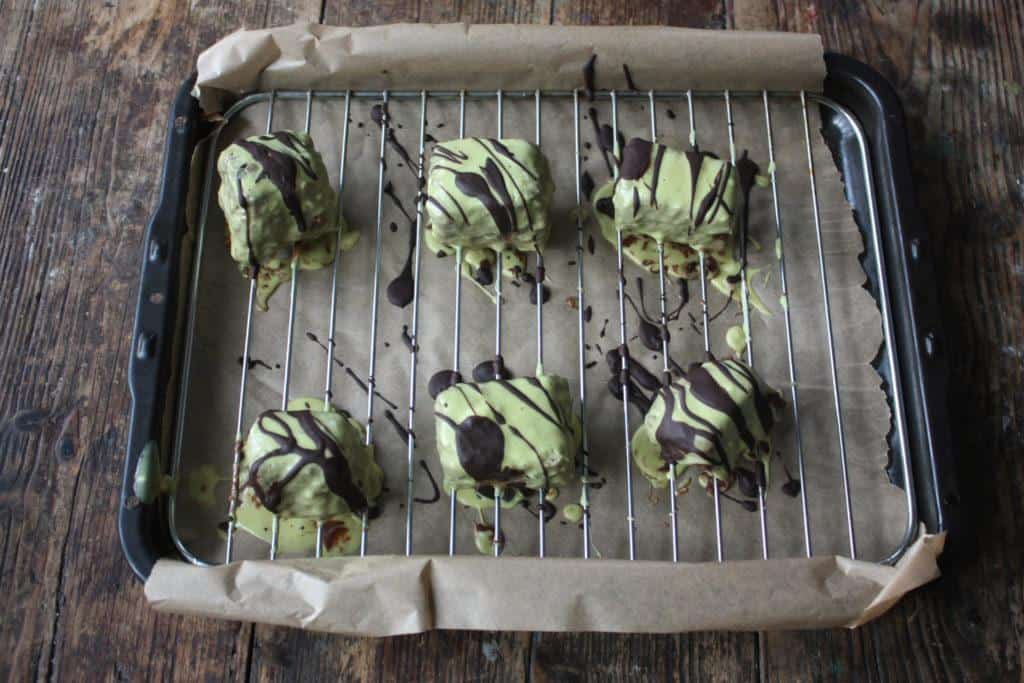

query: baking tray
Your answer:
[120,54,958,581]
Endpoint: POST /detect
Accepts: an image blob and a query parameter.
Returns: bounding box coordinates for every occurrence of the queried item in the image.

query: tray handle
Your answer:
[120,74,201,580]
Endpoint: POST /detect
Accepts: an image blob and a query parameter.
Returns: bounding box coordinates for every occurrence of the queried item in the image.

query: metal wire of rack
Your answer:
[167,87,917,569]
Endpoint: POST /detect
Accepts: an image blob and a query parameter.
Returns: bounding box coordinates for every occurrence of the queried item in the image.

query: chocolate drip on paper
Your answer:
[413,460,441,504]
[622,64,640,91]
[582,54,597,101]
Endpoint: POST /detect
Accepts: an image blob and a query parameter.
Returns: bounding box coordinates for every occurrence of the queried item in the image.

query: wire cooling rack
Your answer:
[167,86,916,569]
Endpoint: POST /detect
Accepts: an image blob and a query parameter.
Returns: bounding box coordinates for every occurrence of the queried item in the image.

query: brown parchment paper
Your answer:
[152,23,942,634]
[193,23,824,112]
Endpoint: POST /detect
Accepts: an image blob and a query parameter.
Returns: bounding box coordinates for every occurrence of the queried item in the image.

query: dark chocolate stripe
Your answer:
[237,136,308,232]
[687,363,758,449]
[440,186,471,225]
[479,142,535,232]
[620,138,653,180]
[486,138,539,180]
[244,409,368,515]
[491,380,565,432]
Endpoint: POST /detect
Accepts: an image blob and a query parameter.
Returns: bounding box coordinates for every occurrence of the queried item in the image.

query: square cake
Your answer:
[611,138,737,249]
[433,374,579,508]
[425,138,554,253]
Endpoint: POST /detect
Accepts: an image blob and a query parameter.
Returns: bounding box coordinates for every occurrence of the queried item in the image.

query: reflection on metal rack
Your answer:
[448,90,467,557]
[762,90,812,558]
[685,90,725,563]
[571,90,593,559]
[223,90,277,564]
[268,90,314,560]
[403,91,429,556]
[609,91,638,562]
[168,87,917,570]
[318,90,353,558]
[724,89,769,561]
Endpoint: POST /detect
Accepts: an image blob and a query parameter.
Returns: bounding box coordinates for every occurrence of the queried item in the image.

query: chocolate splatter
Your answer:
[384,409,412,444]
[428,370,462,400]
[305,332,344,368]
[344,367,399,411]
[414,459,441,504]
[583,54,597,100]
[622,64,640,91]
[237,355,274,371]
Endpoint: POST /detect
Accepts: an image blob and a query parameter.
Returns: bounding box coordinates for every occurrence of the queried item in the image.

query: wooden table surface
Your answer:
[1,0,1018,680]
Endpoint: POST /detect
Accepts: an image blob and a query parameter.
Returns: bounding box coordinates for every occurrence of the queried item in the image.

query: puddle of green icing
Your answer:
[134,441,172,504]
[234,496,362,557]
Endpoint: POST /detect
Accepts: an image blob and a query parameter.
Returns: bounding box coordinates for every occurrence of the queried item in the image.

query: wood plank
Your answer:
[322,0,552,24]
[731,0,1024,680]
[0,0,1020,680]
[248,628,531,681]
[0,1,320,680]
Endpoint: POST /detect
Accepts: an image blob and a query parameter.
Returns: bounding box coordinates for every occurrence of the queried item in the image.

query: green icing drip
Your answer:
[422,227,533,301]
[234,506,363,557]
[133,441,169,504]
[591,181,769,315]
[563,503,583,523]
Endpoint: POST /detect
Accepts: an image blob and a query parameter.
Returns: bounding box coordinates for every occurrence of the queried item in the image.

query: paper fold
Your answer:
[193,23,825,111]
[146,532,942,634]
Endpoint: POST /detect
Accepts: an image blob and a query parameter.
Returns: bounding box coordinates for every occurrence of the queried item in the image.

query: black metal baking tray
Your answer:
[120,55,958,580]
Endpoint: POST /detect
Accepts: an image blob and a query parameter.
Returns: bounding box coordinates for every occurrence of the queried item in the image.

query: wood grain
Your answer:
[0,1,320,681]
[747,0,1024,680]
[0,0,1020,680]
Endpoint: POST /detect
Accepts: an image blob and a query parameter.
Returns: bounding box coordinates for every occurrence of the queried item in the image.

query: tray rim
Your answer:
[120,55,954,581]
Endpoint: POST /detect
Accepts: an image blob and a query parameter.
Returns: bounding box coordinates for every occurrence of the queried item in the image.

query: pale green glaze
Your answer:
[217,131,359,310]
[726,325,748,358]
[434,375,580,510]
[237,397,383,521]
[425,138,554,253]
[631,359,779,493]
[611,143,737,248]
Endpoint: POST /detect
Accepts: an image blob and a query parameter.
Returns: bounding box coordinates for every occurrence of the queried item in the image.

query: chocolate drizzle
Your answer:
[438,414,509,482]
[620,138,653,180]
[428,370,462,400]
[386,219,417,308]
[472,356,510,382]
[236,132,315,233]
[430,139,538,241]
[435,375,574,492]
[581,171,595,200]
[582,54,597,100]
[243,410,368,514]
[622,64,640,91]
[654,359,777,473]
[413,460,441,504]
